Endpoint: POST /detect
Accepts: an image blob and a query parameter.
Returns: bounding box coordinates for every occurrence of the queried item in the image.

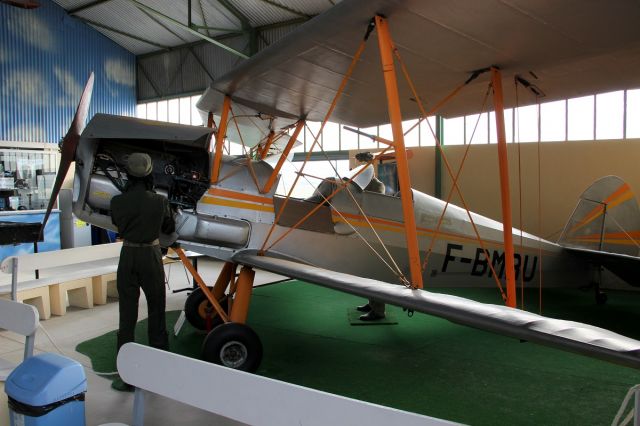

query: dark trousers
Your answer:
[116,246,168,352]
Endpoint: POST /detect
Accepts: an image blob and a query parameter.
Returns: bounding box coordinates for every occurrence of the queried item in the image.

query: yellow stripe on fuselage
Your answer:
[201,196,275,212]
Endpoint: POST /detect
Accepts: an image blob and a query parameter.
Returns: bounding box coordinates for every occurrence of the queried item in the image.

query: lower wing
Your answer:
[233,250,640,369]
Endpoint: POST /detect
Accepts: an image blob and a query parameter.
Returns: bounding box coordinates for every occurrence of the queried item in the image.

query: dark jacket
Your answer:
[110,181,175,243]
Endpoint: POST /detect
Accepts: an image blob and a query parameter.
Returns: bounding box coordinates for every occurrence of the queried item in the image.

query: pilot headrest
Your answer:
[127,153,153,177]
[355,152,374,163]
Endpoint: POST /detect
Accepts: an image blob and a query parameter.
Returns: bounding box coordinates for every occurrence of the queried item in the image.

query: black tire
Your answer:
[201,323,263,372]
[184,288,228,331]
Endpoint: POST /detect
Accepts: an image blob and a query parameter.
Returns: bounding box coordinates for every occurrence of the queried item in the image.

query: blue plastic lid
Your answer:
[5,353,87,406]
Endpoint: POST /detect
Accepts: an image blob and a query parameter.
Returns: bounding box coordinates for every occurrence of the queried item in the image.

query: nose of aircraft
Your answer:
[40,72,95,237]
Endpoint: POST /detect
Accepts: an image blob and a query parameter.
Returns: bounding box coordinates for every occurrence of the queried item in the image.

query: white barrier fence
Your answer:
[117,343,462,426]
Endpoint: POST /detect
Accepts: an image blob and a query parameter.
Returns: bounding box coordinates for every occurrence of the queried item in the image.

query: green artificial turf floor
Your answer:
[76,281,640,425]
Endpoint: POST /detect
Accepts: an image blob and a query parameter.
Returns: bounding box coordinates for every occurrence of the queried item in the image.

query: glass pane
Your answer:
[489,109,513,143]
[191,96,203,126]
[179,97,191,125]
[157,100,168,122]
[379,124,392,147]
[359,126,378,150]
[540,100,566,142]
[136,104,147,119]
[305,121,322,152]
[596,90,624,140]
[168,99,180,123]
[420,117,437,146]
[322,122,340,151]
[340,123,359,150]
[568,95,594,141]
[515,104,538,143]
[403,119,420,147]
[146,102,157,121]
[443,116,464,145]
[628,89,640,138]
[228,142,243,155]
[466,113,488,144]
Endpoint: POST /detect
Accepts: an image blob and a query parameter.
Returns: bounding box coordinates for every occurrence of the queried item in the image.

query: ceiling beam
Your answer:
[76,17,170,50]
[126,0,249,59]
[68,0,113,15]
[136,17,310,59]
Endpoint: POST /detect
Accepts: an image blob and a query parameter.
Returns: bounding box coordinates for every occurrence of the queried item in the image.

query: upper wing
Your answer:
[208,0,640,127]
[233,250,640,369]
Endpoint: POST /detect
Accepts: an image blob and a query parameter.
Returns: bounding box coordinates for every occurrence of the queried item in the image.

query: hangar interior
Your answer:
[2,0,640,425]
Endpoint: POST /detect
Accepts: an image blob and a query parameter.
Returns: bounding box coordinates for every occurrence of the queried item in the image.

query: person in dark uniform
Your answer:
[110,153,175,391]
[354,152,387,321]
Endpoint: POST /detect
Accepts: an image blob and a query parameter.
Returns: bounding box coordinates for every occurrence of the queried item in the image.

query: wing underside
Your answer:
[232,251,640,369]
[209,0,640,127]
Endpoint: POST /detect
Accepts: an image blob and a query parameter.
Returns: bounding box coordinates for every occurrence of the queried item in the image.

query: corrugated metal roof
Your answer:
[51,0,337,56]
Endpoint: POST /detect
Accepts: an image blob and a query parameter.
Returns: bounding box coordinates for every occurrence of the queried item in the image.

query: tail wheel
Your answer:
[184,288,228,330]
[202,323,263,372]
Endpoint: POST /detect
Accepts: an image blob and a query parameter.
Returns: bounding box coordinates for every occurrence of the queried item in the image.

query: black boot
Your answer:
[359,310,385,321]
[356,303,371,312]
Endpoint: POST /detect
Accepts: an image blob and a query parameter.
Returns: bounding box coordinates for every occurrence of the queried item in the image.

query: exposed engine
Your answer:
[87,140,209,214]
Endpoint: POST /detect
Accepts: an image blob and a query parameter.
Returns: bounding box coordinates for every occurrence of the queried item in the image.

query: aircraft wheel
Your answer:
[596,291,608,306]
[184,288,228,330]
[201,323,263,372]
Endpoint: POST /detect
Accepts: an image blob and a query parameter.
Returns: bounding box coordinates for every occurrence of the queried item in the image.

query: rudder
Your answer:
[558,176,640,257]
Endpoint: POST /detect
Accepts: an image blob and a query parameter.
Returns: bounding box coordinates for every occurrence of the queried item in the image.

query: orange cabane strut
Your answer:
[375,15,423,289]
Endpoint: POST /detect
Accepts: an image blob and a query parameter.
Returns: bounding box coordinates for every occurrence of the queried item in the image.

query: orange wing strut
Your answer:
[491,67,516,308]
[259,131,276,160]
[211,95,231,184]
[375,15,422,289]
[261,120,305,194]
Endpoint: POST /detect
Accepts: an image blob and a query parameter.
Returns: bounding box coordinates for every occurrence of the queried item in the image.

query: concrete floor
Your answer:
[0,259,287,426]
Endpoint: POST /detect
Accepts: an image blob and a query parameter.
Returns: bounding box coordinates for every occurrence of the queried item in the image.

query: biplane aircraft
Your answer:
[42,0,640,372]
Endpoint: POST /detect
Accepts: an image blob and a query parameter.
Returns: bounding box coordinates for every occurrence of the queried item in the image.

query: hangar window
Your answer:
[568,96,595,141]
[628,89,640,138]
[596,91,624,140]
[540,100,566,142]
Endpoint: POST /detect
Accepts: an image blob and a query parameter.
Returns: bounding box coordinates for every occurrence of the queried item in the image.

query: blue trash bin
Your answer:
[5,353,87,426]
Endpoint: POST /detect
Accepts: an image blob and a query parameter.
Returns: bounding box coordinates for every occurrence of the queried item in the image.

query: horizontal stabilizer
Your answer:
[564,247,640,287]
[233,251,640,369]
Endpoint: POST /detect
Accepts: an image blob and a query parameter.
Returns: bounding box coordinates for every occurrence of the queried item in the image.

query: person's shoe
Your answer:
[356,303,372,312]
[111,376,134,392]
[359,311,385,321]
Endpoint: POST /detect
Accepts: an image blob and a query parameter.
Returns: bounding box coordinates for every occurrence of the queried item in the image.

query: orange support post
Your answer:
[229,266,255,323]
[259,131,276,160]
[211,95,231,184]
[212,261,235,300]
[261,120,305,194]
[491,67,516,308]
[173,248,229,322]
[375,15,423,289]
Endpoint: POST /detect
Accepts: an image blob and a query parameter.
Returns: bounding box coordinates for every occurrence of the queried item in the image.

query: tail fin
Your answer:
[558,176,640,256]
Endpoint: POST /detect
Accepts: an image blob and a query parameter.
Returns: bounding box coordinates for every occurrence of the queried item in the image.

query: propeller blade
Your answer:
[40,72,95,237]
